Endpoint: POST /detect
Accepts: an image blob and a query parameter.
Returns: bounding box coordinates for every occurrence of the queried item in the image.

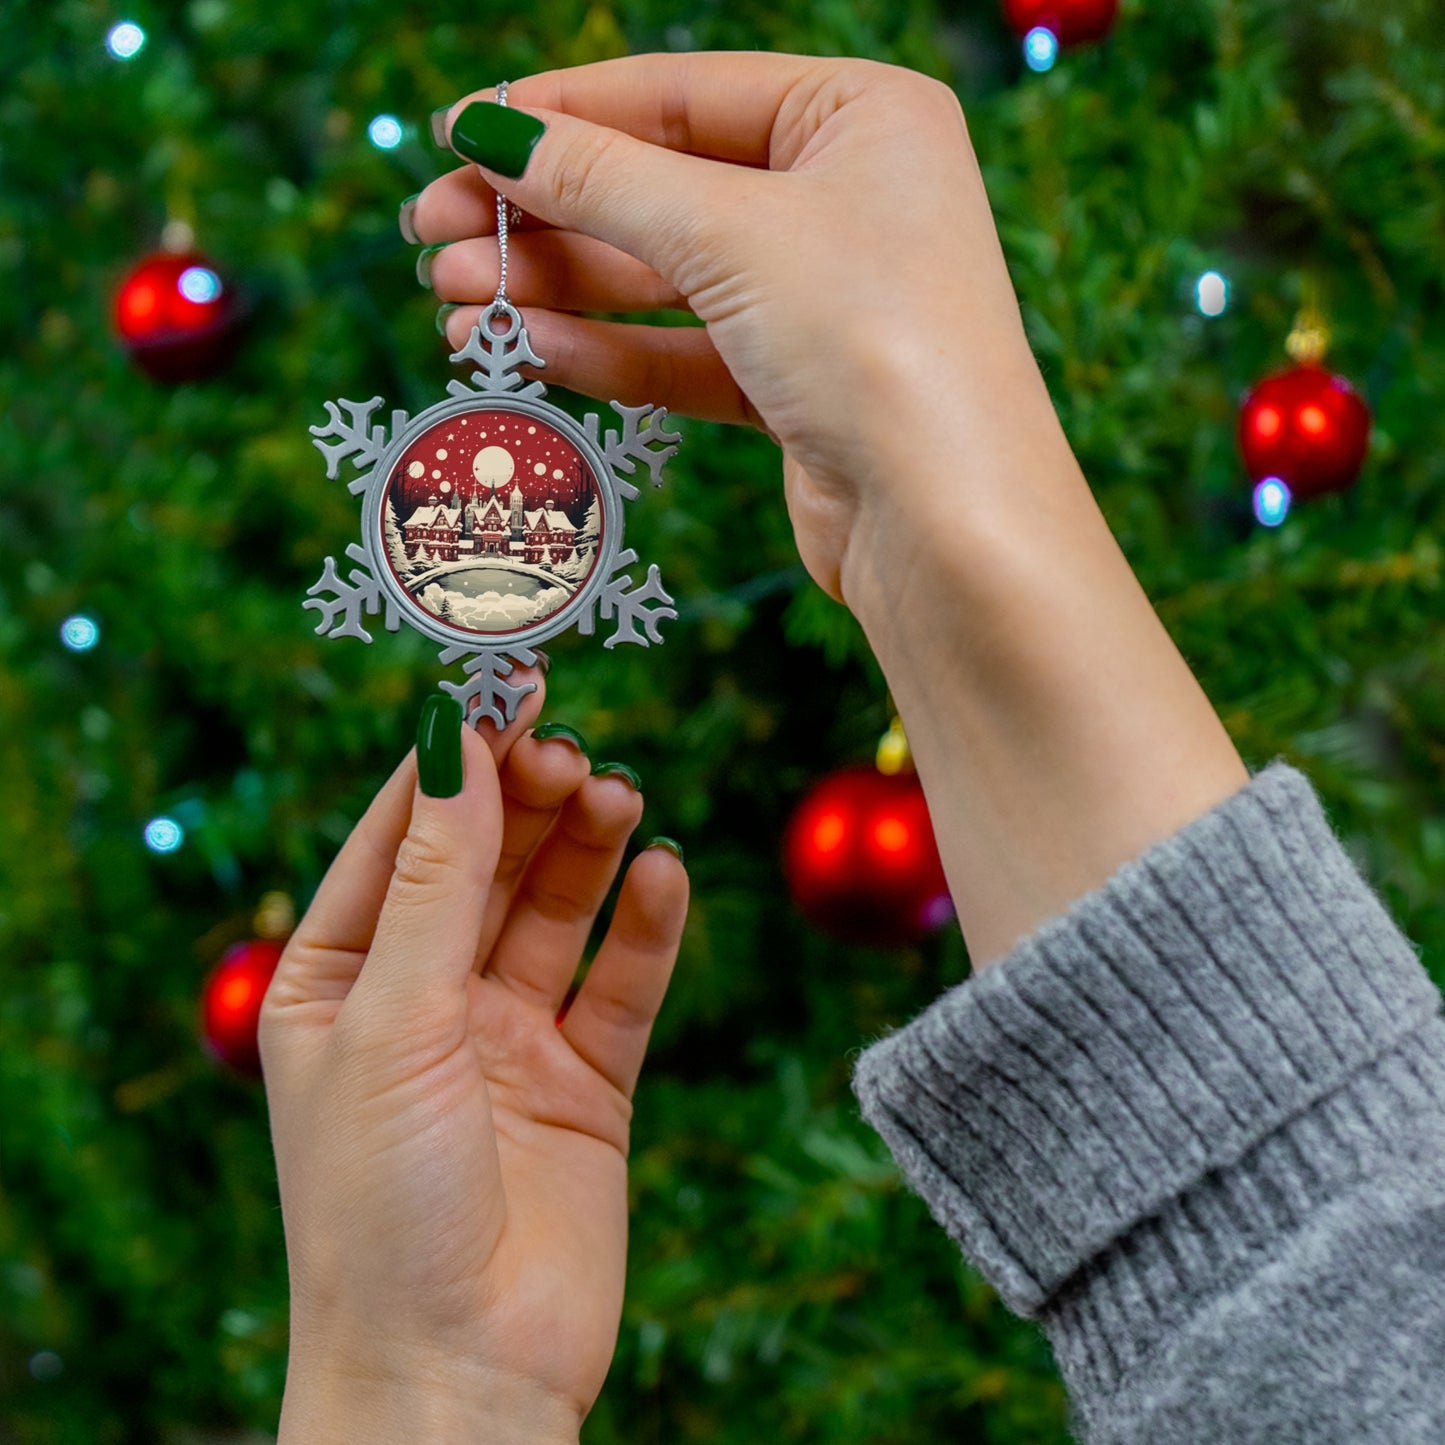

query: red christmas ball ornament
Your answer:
[200,939,284,1076]
[1003,0,1119,46]
[1238,362,1371,501]
[784,765,953,947]
[113,250,240,382]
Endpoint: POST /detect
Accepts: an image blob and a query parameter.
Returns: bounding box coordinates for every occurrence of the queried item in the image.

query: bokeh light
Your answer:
[1024,26,1059,72]
[60,615,100,652]
[144,817,185,853]
[368,114,404,150]
[178,266,222,304]
[1253,477,1292,528]
[105,21,145,59]
[1196,270,1229,317]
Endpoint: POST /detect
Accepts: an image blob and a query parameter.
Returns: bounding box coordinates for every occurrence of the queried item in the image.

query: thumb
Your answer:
[441,95,760,290]
[347,695,503,1029]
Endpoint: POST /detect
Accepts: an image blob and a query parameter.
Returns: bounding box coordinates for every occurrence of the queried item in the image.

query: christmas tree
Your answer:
[3,0,1443,1440]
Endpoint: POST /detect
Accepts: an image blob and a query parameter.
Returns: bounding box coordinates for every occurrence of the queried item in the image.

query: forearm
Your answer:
[841,360,1249,970]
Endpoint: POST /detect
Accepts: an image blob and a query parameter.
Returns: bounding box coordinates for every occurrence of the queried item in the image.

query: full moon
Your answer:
[472,445,515,489]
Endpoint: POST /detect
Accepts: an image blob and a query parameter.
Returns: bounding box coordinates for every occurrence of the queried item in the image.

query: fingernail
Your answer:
[429,105,452,148]
[398,193,422,245]
[416,242,448,290]
[591,760,641,791]
[417,693,464,797]
[644,836,684,865]
[450,100,546,179]
[532,722,589,756]
[532,648,551,676]
[435,302,460,337]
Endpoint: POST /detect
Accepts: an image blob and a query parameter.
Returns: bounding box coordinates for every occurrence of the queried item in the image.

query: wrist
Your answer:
[279,1343,582,1445]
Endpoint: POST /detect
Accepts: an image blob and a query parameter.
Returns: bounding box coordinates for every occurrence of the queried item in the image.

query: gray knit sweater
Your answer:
[850,759,1445,1442]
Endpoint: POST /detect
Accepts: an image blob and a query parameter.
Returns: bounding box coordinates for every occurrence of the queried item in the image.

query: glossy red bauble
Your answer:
[113,250,240,382]
[784,766,953,947]
[1003,0,1119,45]
[200,939,284,1076]
[1238,362,1372,500]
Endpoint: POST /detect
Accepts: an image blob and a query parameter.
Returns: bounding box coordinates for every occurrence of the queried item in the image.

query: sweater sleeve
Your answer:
[850,759,1445,1443]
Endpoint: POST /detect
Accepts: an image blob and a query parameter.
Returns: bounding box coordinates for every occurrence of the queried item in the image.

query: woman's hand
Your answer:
[259,681,688,1443]
[410,53,1063,603]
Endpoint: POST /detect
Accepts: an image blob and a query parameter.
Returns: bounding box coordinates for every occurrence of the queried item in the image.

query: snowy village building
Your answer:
[402,484,578,568]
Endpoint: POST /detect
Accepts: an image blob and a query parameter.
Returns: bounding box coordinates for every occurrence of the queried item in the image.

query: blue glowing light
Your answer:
[144,817,185,853]
[178,266,222,304]
[1024,26,1059,72]
[1196,270,1229,317]
[1253,477,1292,528]
[368,114,404,150]
[60,615,100,652]
[106,21,146,59]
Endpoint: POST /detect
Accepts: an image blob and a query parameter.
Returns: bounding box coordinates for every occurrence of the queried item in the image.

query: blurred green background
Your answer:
[3,0,1444,1440]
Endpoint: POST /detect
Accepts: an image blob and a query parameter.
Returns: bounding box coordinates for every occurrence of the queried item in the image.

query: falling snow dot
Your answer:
[60,615,100,652]
[408,460,424,477]
[432,469,442,479]
[1024,26,1059,72]
[1196,271,1229,317]
[553,469,564,480]
[534,462,547,475]
[106,21,146,59]
[368,114,404,150]
[144,817,185,853]
[435,448,448,460]
[528,426,536,434]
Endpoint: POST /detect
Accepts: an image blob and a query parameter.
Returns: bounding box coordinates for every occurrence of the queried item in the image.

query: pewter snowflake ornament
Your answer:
[304,303,680,727]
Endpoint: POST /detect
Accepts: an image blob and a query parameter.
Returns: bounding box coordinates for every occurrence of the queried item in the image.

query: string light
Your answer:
[144,817,185,853]
[1024,27,1060,72]
[367,114,404,150]
[178,265,223,303]
[1253,477,1292,528]
[60,615,100,652]
[1196,270,1229,317]
[105,21,146,59]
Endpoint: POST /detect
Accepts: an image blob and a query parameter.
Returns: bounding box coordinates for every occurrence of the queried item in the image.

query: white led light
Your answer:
[368,114,404,150]
[144,817,185,853]
[1253,477,1291,528]
[178,266,222,303]
[106,21,146,59]
[1196,270,1229,317]
[60,615,100,652]
[1024,26,1059,73]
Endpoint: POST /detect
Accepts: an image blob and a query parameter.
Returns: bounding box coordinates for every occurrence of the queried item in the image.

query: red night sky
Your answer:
[390,409,594,521]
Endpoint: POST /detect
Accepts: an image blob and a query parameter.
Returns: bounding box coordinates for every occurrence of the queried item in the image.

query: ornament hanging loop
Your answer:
[489,81,523,321]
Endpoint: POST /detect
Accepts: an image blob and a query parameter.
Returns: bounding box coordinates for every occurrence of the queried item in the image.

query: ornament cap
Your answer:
[1285,301,1331,365]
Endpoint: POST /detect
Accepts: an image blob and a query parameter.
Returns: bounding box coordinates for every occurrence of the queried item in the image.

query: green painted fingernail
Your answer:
[417,694,464,798]
[533,722,589,755]
[645,836,684,864]
[429,105,452,148]
[416,242,448,290]
[435,302,460,337]
[450,101,546,179]
[592,760,642,791]
[398,193,421,245]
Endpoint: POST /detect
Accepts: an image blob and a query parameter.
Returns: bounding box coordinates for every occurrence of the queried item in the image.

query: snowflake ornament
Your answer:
[305,303,681,727]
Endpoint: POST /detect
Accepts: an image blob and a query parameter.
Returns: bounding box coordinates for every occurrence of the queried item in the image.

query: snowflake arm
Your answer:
[448,314,546,400]
[577,549,677,648]
[303,544,399,642]
[437,645,540,729]
[309,398,410,492]
[583,402,681,500]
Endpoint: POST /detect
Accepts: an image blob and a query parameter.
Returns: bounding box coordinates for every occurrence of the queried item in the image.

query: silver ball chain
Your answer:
[491,82,523,318]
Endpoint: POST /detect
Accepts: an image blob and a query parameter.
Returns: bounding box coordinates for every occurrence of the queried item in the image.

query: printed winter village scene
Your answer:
[381,410,603,636]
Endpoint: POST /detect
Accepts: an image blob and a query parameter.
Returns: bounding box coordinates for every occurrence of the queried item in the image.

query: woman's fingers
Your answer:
[560,846,689,1100]
[472,728,594,971]
[439,307,762,425]
[482,773,645,1013]
[429,230,687,315]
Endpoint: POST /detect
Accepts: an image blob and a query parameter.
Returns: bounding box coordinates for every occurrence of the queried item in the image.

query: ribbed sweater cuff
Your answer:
[850,759,1443,1318]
